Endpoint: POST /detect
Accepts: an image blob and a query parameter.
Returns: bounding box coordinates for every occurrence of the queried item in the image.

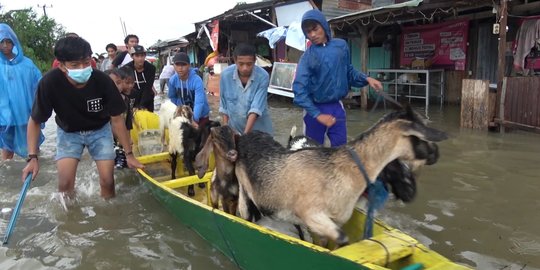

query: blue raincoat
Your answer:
[0,23,44,158]
[292,9,369,118]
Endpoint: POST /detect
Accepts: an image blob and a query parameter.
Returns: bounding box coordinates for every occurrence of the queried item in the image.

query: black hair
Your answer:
[107,67,133,81]
[105,43,117,51]
[63,32,79,38]
[54,36,92,62]
[233,43,256,58]
[301,19,320,32]
[119,65,135,80]
[124,34,139,45]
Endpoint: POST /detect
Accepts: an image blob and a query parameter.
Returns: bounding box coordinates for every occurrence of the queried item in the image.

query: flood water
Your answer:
[1,91,539,269]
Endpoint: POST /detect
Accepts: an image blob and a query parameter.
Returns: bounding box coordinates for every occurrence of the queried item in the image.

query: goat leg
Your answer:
[183,150,196,197]
[170,152,178,180]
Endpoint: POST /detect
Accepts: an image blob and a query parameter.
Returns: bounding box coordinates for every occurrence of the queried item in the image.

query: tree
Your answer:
[0,4,65,72]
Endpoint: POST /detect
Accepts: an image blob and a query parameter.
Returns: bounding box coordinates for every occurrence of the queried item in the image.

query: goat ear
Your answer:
[403,122,448,142]
[195,135,213,179]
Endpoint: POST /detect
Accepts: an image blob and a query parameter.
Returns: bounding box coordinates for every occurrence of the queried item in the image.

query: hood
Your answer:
[301,9,331,42]
[0,23,23,63]
[189,67,199,77]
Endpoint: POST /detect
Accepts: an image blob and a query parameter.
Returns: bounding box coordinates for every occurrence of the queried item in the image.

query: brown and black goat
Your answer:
[234,106,448,247]
[195,125,240,215]
[166,104,220,196]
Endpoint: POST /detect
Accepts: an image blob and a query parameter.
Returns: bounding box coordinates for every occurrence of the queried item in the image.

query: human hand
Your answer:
[126,154,144,169]
[316,114,337,127]
[22,159,39,182]
[367,77,383,92]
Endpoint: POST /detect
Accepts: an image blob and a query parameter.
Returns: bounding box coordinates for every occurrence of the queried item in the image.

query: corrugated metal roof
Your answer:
[328,0,422,23]
[321,0,373,20]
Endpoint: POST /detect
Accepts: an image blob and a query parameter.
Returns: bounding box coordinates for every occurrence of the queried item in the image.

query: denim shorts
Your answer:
[56,122,115,161]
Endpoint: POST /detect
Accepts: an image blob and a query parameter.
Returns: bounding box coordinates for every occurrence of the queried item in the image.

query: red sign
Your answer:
[400,20,469,70]
[210,20,219,52]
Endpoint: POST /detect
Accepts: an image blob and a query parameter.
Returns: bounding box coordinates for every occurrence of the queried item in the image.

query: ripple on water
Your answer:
[509,232,540,256]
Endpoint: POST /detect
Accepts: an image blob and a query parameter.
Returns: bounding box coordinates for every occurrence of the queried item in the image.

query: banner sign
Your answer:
[210,20,219,52]
[400,20,469,70]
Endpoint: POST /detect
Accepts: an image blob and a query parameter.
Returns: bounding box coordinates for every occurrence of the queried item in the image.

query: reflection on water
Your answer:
[0,93,539,269]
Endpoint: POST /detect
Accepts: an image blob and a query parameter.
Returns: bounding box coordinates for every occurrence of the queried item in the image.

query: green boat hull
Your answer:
[144,176,366,270]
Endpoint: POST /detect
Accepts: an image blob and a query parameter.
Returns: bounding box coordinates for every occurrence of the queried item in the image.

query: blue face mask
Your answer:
[67,66,93,84]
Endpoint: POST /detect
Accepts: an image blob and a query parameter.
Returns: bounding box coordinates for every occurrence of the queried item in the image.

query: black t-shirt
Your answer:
[125,61,156,111]
[112,51,129,67]
[121,93,133,130]
[32,69,126,132]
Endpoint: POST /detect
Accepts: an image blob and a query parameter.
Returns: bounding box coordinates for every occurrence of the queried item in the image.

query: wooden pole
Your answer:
[354,25,369,110]
[496,0,508,131]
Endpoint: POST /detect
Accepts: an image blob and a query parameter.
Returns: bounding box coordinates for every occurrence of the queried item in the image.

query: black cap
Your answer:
[173,52,190,64]
[129,45,146,55]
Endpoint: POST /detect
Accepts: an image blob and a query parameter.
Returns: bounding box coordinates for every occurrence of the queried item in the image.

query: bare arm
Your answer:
[244,113,258,134]
[22,117,42,181]
[110,115,143,169]
[221,114,229,125]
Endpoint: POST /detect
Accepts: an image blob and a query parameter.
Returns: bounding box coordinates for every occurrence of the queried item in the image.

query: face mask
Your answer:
[66,66,93,84]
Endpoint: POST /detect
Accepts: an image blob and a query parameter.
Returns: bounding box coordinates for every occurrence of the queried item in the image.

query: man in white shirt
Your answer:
[100,43,117,71]
[158,57,175,94]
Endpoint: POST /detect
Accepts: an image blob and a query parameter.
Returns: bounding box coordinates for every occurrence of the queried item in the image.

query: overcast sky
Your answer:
[3,0,260,54]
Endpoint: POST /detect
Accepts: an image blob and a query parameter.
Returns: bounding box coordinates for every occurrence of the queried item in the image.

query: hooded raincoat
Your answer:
[0,23,44,158]
[292,9,369,118]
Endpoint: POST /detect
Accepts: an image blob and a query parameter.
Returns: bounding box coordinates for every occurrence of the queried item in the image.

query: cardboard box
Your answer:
[411,58,432,69]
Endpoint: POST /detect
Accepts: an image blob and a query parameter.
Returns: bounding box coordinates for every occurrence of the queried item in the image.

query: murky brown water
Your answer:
[0,92,539,269]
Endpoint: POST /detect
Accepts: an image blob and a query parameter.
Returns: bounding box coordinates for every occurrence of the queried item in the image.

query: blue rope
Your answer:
[346,147,388,239]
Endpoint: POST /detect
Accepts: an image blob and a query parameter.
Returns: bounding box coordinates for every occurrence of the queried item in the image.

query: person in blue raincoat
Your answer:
[0,23,44,160]
[292,9,382,147]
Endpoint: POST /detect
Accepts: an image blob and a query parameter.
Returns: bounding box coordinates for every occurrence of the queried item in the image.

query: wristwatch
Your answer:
[26,154,38,162]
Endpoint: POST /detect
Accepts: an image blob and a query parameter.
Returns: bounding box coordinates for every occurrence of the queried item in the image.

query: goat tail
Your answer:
[288,125,297,147]
[290,125,297,137]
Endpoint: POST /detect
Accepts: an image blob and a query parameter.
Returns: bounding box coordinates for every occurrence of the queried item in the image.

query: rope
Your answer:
[345,147,374,239]
[366,238,390,267]
[211,208,241,268]
[346,147,388,239]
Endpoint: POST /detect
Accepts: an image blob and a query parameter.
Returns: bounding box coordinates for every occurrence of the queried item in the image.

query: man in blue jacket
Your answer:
[168,52,210,126]
[292,9,382,146]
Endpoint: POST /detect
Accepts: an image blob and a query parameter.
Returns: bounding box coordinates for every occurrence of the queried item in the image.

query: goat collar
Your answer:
[346,146,371,186]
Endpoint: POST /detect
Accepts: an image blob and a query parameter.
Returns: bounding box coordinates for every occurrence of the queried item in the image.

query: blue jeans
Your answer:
[303,101,347,147]
[56,122,115,161]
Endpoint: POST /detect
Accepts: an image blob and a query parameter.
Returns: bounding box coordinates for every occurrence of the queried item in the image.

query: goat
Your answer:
[287,125,418,203]
[166,104,219,196]
[195,125,239,214]
[158,100,178,145]
[234,105,447,246]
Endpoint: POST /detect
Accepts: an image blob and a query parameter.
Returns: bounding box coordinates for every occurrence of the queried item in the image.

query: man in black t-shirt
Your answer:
[125,45,156,112]
[112,34,139,68]
[22,37,143,199]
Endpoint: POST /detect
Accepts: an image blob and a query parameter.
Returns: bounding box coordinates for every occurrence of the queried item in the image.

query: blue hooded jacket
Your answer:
[167,67,210,122]
[292,9,369,118]
[0,23,44,157]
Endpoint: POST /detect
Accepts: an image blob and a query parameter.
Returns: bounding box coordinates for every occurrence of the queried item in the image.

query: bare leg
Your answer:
[57,158,79,198]
[2,149,14,160]
[95,160,115,198]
